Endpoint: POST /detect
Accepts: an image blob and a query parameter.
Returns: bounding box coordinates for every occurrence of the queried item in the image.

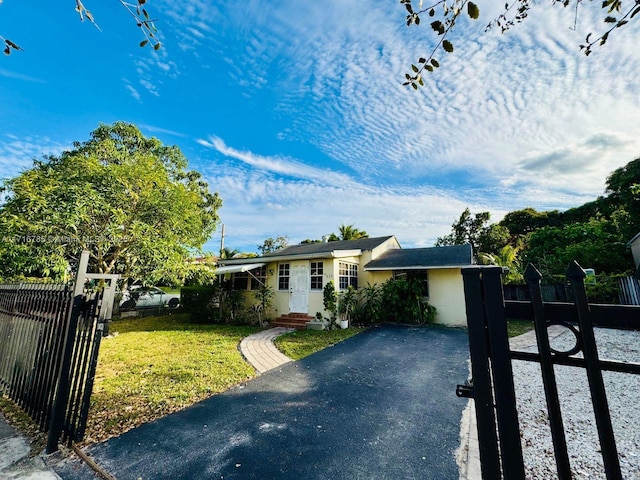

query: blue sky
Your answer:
[1,1,639,254]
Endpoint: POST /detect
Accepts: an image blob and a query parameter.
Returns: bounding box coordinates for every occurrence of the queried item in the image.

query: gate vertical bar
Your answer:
[525,264,572,479]
[567,261,622,480]
[482,267,526,479]
[461,267,501,479]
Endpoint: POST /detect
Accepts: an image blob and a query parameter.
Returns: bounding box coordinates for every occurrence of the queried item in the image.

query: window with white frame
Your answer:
[278,263,290,291]
[338,262,358,290]
[232,271,249,290]
[310,261,323,290]
[250,265,267,290]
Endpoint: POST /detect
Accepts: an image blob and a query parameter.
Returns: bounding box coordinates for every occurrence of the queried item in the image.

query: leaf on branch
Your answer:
[443,39,454,53]
[140,40,149,47]
[429,8,435,17]
[418,57,426,63]
[430,20,445,34]
[411,64,419,72]
[604,16,617,23]
[431,58,439,68]
[467,2,480,20]
[5,39,22,50]
[153,42,161,51]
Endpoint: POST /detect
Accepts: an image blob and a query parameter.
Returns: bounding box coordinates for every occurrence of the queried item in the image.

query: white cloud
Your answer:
[123,79,141,101]
[197,135,360,188]
[0,68,45,84]
[0,135,68,182]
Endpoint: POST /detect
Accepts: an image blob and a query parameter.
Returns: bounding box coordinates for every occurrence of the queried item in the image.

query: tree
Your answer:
[0,122,221,283]
[258,236,289,255]
[401,0,639,88]
[499,208,561,237]
[1,0,160,55]
[523,218,632,276]
[605,156,640,237]
[436,208,486,252]
[220,247,241,260]
[329,224,369,241]
[478,245,523,284]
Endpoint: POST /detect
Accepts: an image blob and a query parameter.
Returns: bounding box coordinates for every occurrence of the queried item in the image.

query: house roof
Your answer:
[364,244,473,271]
[220,236,397,265]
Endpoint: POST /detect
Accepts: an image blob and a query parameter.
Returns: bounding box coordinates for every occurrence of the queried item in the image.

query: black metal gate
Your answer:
[459,262,640,480]
[0,251,118,452]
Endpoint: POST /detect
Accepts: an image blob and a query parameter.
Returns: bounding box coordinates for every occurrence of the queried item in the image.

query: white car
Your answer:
[119,286,180,310]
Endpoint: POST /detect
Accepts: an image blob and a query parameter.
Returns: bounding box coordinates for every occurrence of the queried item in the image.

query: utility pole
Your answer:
[220,224,225,257]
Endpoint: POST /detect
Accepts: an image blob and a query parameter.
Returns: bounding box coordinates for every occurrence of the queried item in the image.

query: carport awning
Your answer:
[215,263,266,275]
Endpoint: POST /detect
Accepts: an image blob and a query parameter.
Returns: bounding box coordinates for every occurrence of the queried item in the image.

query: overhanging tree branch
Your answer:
[2,0,160,56]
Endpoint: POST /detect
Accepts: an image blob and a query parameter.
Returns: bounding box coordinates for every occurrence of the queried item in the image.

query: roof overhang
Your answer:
[214,263,266,275]
[220,250,363,265]
[364,264,469,271]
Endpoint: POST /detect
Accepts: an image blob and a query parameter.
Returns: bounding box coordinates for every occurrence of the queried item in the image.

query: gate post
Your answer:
[461,267,501,479]
[46,251,89,453]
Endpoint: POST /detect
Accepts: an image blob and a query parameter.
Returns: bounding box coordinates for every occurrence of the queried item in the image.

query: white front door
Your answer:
[289,264,309,313]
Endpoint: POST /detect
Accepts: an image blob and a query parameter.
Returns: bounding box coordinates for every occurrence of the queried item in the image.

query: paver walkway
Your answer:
[239,327,295,373]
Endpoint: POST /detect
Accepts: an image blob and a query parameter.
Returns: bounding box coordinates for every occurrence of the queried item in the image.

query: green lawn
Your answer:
[86,315,261,443]
[273,328,364,360]
[507,319,534,337]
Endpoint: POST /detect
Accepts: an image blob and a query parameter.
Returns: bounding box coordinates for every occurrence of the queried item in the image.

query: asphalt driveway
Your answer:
[53,325,470,480]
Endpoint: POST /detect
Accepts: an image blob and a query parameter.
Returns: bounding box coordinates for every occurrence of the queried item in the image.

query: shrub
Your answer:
[180,285,217,323]
[350,278,436,325]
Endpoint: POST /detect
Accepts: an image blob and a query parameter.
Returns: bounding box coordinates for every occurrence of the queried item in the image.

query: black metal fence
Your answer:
[459,262,640,480]
[0,251,118,453]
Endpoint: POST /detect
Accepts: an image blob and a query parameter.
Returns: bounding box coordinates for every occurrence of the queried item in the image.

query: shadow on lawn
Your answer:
[109,314,264,336]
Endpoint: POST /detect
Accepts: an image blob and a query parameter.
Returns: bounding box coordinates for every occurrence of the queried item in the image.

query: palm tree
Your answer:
[220,247,241,260]
[334,223,369,241]
[478,245,523,284]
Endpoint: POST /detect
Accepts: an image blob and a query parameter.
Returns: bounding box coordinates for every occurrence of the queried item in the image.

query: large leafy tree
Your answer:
[435,208,509,255]
[605,156,640,238]
[0,122,221,283]
[258,236,289,255]
[523,217,632,276]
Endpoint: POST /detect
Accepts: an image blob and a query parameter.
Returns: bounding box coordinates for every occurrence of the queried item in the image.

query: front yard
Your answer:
[84,315,363,444]
[85,315,261,443]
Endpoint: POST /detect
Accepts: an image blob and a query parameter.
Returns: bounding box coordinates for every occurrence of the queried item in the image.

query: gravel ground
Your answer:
[512,327,640,479]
